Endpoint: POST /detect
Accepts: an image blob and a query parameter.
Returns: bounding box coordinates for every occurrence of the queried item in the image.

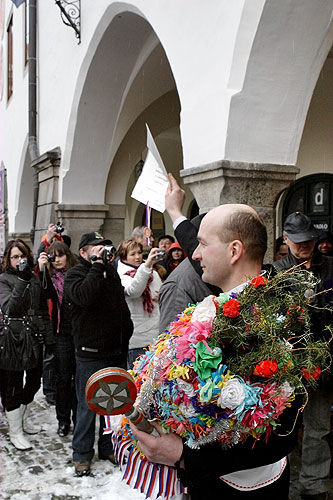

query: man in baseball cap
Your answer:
[274,212,333,500]
[283,211,318,242]
[280,212,318,268]
[64,231,133,477]
[78,232,112,250]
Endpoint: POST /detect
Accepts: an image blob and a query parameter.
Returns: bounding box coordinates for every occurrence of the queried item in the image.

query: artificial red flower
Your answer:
[223,299,241,318]
[251,276,268,288]
[253,360,279,377]
[302,366,321,381]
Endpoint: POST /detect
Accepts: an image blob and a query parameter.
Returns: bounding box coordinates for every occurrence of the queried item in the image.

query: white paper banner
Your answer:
[131,124,168,213]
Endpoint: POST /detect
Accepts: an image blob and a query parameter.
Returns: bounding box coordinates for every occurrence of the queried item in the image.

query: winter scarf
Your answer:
[125,268,154,314]
[51,268,66,333]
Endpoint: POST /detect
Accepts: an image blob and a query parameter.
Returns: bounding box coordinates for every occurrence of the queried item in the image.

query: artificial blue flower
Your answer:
[231,379,263,420]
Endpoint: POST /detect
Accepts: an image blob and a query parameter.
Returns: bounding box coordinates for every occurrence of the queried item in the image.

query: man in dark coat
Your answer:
[159,214,218,332]
[158,175,222,332]
[274,212,333,500]
[131,203,301,500]
[64,232,133,477]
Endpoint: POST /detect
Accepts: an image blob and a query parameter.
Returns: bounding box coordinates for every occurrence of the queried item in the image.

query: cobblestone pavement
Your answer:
[0,390,144,500]
[1,389,332,499]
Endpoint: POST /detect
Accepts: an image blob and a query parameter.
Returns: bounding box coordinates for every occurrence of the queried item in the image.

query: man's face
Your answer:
[79,244,104,262]
[275,244,288,261]
[318,239,332,255]
[192,214,230,288]
[141,227,154,248]
[284,235,315,262]
[159,238,172,252]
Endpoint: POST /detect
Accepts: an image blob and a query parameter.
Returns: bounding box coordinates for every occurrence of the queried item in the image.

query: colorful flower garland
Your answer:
[105,269,331,499]
[127,269,331,450]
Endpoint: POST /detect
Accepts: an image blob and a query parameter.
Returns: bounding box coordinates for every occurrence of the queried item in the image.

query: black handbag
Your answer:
[0,314,44,371]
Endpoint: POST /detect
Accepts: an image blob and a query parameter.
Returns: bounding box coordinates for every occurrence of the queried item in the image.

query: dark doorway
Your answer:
[283,174,333,232]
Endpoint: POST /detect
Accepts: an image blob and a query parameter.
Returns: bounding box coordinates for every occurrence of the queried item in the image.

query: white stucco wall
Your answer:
[0,1,29,232]
[1,0,256,232]
[0,0,332,235]
[226,0,333,165]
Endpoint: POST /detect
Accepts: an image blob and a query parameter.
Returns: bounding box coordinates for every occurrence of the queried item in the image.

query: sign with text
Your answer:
[131,124,168,213]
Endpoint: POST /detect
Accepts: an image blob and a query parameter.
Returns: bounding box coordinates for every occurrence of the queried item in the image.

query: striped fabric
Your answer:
[108,423,186,500]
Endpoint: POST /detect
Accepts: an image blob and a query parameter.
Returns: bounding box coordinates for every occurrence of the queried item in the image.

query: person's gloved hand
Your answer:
[16,263,33,282]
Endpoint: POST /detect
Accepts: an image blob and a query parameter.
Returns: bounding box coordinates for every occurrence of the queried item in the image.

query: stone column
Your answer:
[32,149,127,253]
[103,204,126,247]
[56,204,111,253]
[32,148,61,252]
[180,161,299,262]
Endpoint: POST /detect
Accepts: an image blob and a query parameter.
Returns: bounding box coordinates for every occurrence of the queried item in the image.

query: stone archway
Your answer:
[58,9,183,249]
[225,0,333,165]
[12,144,34,245]
[179,1,333,262]
[282,174,333,233]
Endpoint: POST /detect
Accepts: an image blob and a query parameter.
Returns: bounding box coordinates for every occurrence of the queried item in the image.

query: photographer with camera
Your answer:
[0,239,54,451]
[117,239,163,369]
[36,222,71,406]
[37,222,70,258]
[64,232,133,477]
[38,241,78,438]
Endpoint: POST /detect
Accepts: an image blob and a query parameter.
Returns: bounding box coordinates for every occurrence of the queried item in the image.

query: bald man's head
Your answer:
[203,204,267,263]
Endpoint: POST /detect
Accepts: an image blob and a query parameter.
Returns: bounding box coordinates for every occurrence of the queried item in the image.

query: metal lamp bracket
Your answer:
[55,0,81,43]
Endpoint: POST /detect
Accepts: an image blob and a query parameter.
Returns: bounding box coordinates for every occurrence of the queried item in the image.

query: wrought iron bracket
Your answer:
[55,0,81,43]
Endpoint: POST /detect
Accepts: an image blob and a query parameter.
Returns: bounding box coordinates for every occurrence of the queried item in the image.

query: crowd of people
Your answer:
[0,174,332,499]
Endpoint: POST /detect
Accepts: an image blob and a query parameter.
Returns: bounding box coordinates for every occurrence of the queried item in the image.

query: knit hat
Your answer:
[167,242,183,254]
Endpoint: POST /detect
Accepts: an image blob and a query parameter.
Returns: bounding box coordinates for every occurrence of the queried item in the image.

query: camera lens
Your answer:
[18,257,28,271]
[102,245,117,262]
[55,222,64,234]
[47,254,56,263]
[155,250,166,259]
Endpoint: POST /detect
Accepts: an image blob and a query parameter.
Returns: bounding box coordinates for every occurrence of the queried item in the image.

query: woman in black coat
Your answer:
[38,240,78,437]
[0,239,54,450]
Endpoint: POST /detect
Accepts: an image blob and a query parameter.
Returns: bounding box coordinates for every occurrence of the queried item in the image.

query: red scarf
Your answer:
[125,268,154,314]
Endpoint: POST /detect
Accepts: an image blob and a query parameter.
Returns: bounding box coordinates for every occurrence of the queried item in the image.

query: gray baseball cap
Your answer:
[283,212,318,243]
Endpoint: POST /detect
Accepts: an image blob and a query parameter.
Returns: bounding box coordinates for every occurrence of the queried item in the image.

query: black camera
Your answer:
[102,245,117,262]
[47,253,56,263]
[55,222,64,234]
[89,245,117,264]
[18,257,28,271]
[155,250,166,259]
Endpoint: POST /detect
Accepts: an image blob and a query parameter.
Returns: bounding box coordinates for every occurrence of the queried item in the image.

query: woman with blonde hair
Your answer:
[117,239,164,368]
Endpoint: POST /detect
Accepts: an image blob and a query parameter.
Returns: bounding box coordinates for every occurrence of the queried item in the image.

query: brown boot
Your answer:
[74,460,91,477]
